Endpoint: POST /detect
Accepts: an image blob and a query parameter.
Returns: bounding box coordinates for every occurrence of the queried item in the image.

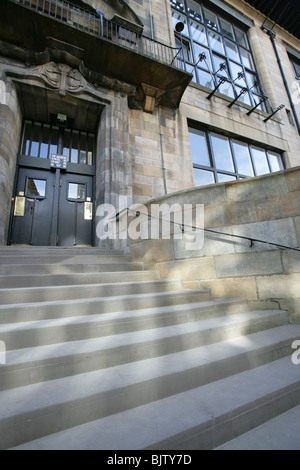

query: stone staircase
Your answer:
[0,246,299,450]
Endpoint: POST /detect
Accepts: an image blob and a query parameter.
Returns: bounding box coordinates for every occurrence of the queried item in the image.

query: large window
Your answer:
[171,0,270,112]
[289,56,300,93]
[21,120,95,166]
[189,126,284,187]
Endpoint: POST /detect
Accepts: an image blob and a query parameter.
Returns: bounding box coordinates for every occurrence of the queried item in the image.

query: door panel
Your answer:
[58,174,93,246]
[11,169,94,246]
[11,121,95,246]
[11,168,54,246]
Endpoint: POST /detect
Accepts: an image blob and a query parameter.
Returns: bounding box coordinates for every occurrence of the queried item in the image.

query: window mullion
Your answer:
[248,145,257,176]
[228,138,239,175]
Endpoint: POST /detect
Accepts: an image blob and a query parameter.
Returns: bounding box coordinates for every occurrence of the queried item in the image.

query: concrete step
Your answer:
[0,247,125,256]
[0,254,132,265]
[0,278,185,305]
[1,309,285,390]
[0,262,145,275]
[0,289,212,323]
[0,270,160,288]
[3,332,300,450]
[0,298,251,351]
[215,405,300,450]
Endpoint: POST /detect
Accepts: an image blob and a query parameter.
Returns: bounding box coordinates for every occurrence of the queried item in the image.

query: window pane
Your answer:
[194,44,211,70]
[186,64,197,81]
[219,18,234,40]
[79,132,87,165]
[252,94,267,112]
[63,129,71,161]
[234,86,251,105]
[208,30,224,54]
[219,80,235,98]
[203,8,219,31]
[172,10,188,36]
[68,183,86,200]
[245,72,259,92]
[49,126,59,158]
[197,68,214,88]
[232,140,254,176]
[225,39,240,61]
[194,168,215,186]
[241,48,254,69]
[217,173,236,182]
[70,130,79,164]
[190,21,207,45]
[268,151,283,172]
[251,147,270,175]
[189,129,211,166]
[40,124,51,159]
[171,0,185,13]
[187,0,203,22]
[235,27,249,48]
[22,121,32,155]
[292,60,300,78]
[88,134,94,166]
[230,62,246,85]
[26,178,47,197]
[213,55,229,77]
[210,133,234,172]
[30,123,41,157]
[176,37,192,62]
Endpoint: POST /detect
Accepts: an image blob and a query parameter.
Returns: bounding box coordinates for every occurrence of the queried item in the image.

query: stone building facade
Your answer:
[0,0,299,247]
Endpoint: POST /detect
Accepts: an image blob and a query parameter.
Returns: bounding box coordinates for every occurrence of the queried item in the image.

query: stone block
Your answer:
[256,273,300,300]
[286,168,300,192]
[200,277,258,301]
[157,257,216,281]
[232,218,298,253]
[174,227,235,259]
[277,299,300,323]
[295,217,300,245]
[255,192,300,221]
[182,280,201,289]
[215,251,283,278]
[204,200,257,228]
[282,250,300,273]
[154,184,226,208]
[225,172,289,203]
[130,239,173,263]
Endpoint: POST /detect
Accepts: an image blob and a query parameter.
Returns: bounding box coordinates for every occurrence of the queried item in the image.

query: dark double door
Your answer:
[11,167,94,246]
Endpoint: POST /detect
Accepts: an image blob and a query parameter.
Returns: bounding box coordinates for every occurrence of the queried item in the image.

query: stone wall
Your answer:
[126,167,300,322]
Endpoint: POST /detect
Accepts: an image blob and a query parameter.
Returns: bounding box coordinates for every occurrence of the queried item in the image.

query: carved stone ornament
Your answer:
[38,62,86,96]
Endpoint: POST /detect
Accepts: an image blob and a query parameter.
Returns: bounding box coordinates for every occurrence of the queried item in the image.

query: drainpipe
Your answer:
[148,0,155,40]
[263,27,300,135]
[158,106,168,195]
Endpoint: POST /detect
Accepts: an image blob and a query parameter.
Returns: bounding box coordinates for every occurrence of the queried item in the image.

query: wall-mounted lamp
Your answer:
[263,104,285,122]
[56,113,68,127]
[228,87,247,108]
[214,62,227,75]
[207,77,227,100]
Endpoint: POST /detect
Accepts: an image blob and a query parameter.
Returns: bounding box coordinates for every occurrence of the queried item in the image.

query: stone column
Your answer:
[0,79,22,245]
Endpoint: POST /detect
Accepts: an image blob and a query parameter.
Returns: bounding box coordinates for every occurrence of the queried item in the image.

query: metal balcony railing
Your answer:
[14,0,182,68]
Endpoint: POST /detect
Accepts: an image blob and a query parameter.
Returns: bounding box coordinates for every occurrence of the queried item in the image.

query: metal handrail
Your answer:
[14,0,182,67]
[115,208,300,253]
